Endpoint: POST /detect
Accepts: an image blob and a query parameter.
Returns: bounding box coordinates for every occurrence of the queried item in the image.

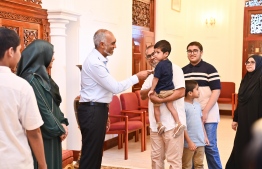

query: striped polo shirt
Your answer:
[182,60,221,123]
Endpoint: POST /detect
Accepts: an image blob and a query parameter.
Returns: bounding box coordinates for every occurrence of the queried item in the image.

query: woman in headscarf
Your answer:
[226,55,262,169]
[17,40,69,169]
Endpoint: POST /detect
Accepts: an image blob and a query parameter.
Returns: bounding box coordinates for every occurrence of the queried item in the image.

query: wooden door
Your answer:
[132,0,155,91]
[243,6,262,77]
[132,30,154,91]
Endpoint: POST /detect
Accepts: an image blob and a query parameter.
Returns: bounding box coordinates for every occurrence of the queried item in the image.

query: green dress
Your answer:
[31,74,68,169]
[16,40,69,169]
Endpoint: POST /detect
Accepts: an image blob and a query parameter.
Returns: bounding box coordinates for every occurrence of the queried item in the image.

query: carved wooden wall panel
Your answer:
[23,0,42,5]
[24,29,38,48]
[1,25,19,34]
[132,0,155,91]
[0,0,50,50]
[132,0,150,28]
[243,6,262,76]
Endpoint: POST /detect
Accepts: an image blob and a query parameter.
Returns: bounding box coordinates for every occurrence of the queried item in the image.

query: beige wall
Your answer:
[41,0,246,149]
[155,0,245,92]
[42,0,133,150]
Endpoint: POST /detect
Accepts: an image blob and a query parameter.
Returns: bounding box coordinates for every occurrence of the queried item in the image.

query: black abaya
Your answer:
[226,55,262,169]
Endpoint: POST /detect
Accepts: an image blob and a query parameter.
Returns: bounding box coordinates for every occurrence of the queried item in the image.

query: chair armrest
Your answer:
[121,110,144,123]
[231,93,235,102]
[138,106,148,109]
[121,110,144,115]
[109,114,128,122]
[109,114,128,118]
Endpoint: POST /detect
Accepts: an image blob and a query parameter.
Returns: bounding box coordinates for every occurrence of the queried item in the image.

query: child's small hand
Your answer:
[188,141,197,151]
[205,137,210,145]
[147,70,154,74]
[148,90,154,97]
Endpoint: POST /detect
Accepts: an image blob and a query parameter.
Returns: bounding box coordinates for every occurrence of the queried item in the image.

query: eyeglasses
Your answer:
[245,61,256,65]
[187,49,199,54]
[145,51,155,59]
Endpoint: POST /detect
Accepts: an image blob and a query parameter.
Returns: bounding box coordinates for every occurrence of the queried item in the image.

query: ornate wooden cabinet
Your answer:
[132,0,155,91]
[0,0,50,50]
[243,3,262,77]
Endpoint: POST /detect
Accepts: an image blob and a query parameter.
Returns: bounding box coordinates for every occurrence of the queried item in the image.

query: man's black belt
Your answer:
[79,102,109,107]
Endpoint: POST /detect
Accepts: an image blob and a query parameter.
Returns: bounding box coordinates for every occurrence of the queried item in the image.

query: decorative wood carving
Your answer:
[0,0,50,49]
[243,6,262,76]
[24,29,38,48]
[132,0,155,91]
[132,0,150,28]
[248,41,256,54]
[23,0,42,5]
[42,20,50,41]
[0,11,42,24]
[2,25,19,34]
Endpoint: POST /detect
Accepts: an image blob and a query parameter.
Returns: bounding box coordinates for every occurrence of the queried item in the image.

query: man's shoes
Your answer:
[173,123,185,138]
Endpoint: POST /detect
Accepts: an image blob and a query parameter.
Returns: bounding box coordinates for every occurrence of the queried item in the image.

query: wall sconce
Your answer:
[206,17,216,26]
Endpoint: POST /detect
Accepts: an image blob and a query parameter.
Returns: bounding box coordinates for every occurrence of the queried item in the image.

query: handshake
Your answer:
[136,70,154,80]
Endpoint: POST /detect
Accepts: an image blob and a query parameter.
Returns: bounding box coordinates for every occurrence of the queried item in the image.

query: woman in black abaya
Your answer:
[226,55,262,169]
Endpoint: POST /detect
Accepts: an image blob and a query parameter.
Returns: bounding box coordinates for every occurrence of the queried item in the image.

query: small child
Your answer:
[148,40,185,137]
[182,80,209,169]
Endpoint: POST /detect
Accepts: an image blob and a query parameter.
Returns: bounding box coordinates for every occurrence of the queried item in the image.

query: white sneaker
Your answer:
[173,123,185,138]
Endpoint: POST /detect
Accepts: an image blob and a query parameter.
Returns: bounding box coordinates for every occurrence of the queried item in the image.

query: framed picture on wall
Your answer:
[171,0,181,12]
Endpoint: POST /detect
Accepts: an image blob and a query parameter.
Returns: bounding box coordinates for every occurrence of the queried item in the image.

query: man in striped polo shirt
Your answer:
[182,41,222,169]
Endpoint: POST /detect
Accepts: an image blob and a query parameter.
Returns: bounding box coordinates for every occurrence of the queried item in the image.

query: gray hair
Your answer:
[93,29,110,48]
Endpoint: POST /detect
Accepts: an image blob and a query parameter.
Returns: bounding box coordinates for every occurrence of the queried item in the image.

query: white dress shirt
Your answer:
[0,66,43,168]
[80,49,139,103]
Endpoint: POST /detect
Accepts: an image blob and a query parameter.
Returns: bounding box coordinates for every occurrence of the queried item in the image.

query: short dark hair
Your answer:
[154,40,171,56]
[185,80,198,96]
[0,27,20,60]
[187,41,203,52]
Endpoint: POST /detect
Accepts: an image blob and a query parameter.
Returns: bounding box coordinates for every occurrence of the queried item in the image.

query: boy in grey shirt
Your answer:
[182,80,209,169]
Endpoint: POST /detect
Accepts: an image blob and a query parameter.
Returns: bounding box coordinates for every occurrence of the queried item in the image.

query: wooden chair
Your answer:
[217,82,236,117]
[73,96,81,168]
[62,150,74,169]
[106,95,145,160]
[120,92,148,150]
[134,90,150,150]
[134,90,148,111]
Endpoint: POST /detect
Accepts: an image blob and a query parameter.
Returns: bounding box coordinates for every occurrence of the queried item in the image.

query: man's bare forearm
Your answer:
[27,128,47,169]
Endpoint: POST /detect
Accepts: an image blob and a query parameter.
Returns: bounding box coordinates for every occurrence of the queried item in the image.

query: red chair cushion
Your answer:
[110,121,143,131]
[62,150,73,168]
[218,98,232,103]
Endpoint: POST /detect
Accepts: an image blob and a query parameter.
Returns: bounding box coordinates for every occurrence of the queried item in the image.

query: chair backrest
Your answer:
[73,95,80,125]
[120,92,139,118]
[220,82,235,98]
[134,90,148,108]
[109,95,122,123]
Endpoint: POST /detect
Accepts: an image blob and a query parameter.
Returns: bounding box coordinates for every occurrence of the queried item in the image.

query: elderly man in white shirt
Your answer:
[78,29,151,169]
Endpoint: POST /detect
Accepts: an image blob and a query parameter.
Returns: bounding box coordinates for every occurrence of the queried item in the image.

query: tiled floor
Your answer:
[102,115,235,169]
